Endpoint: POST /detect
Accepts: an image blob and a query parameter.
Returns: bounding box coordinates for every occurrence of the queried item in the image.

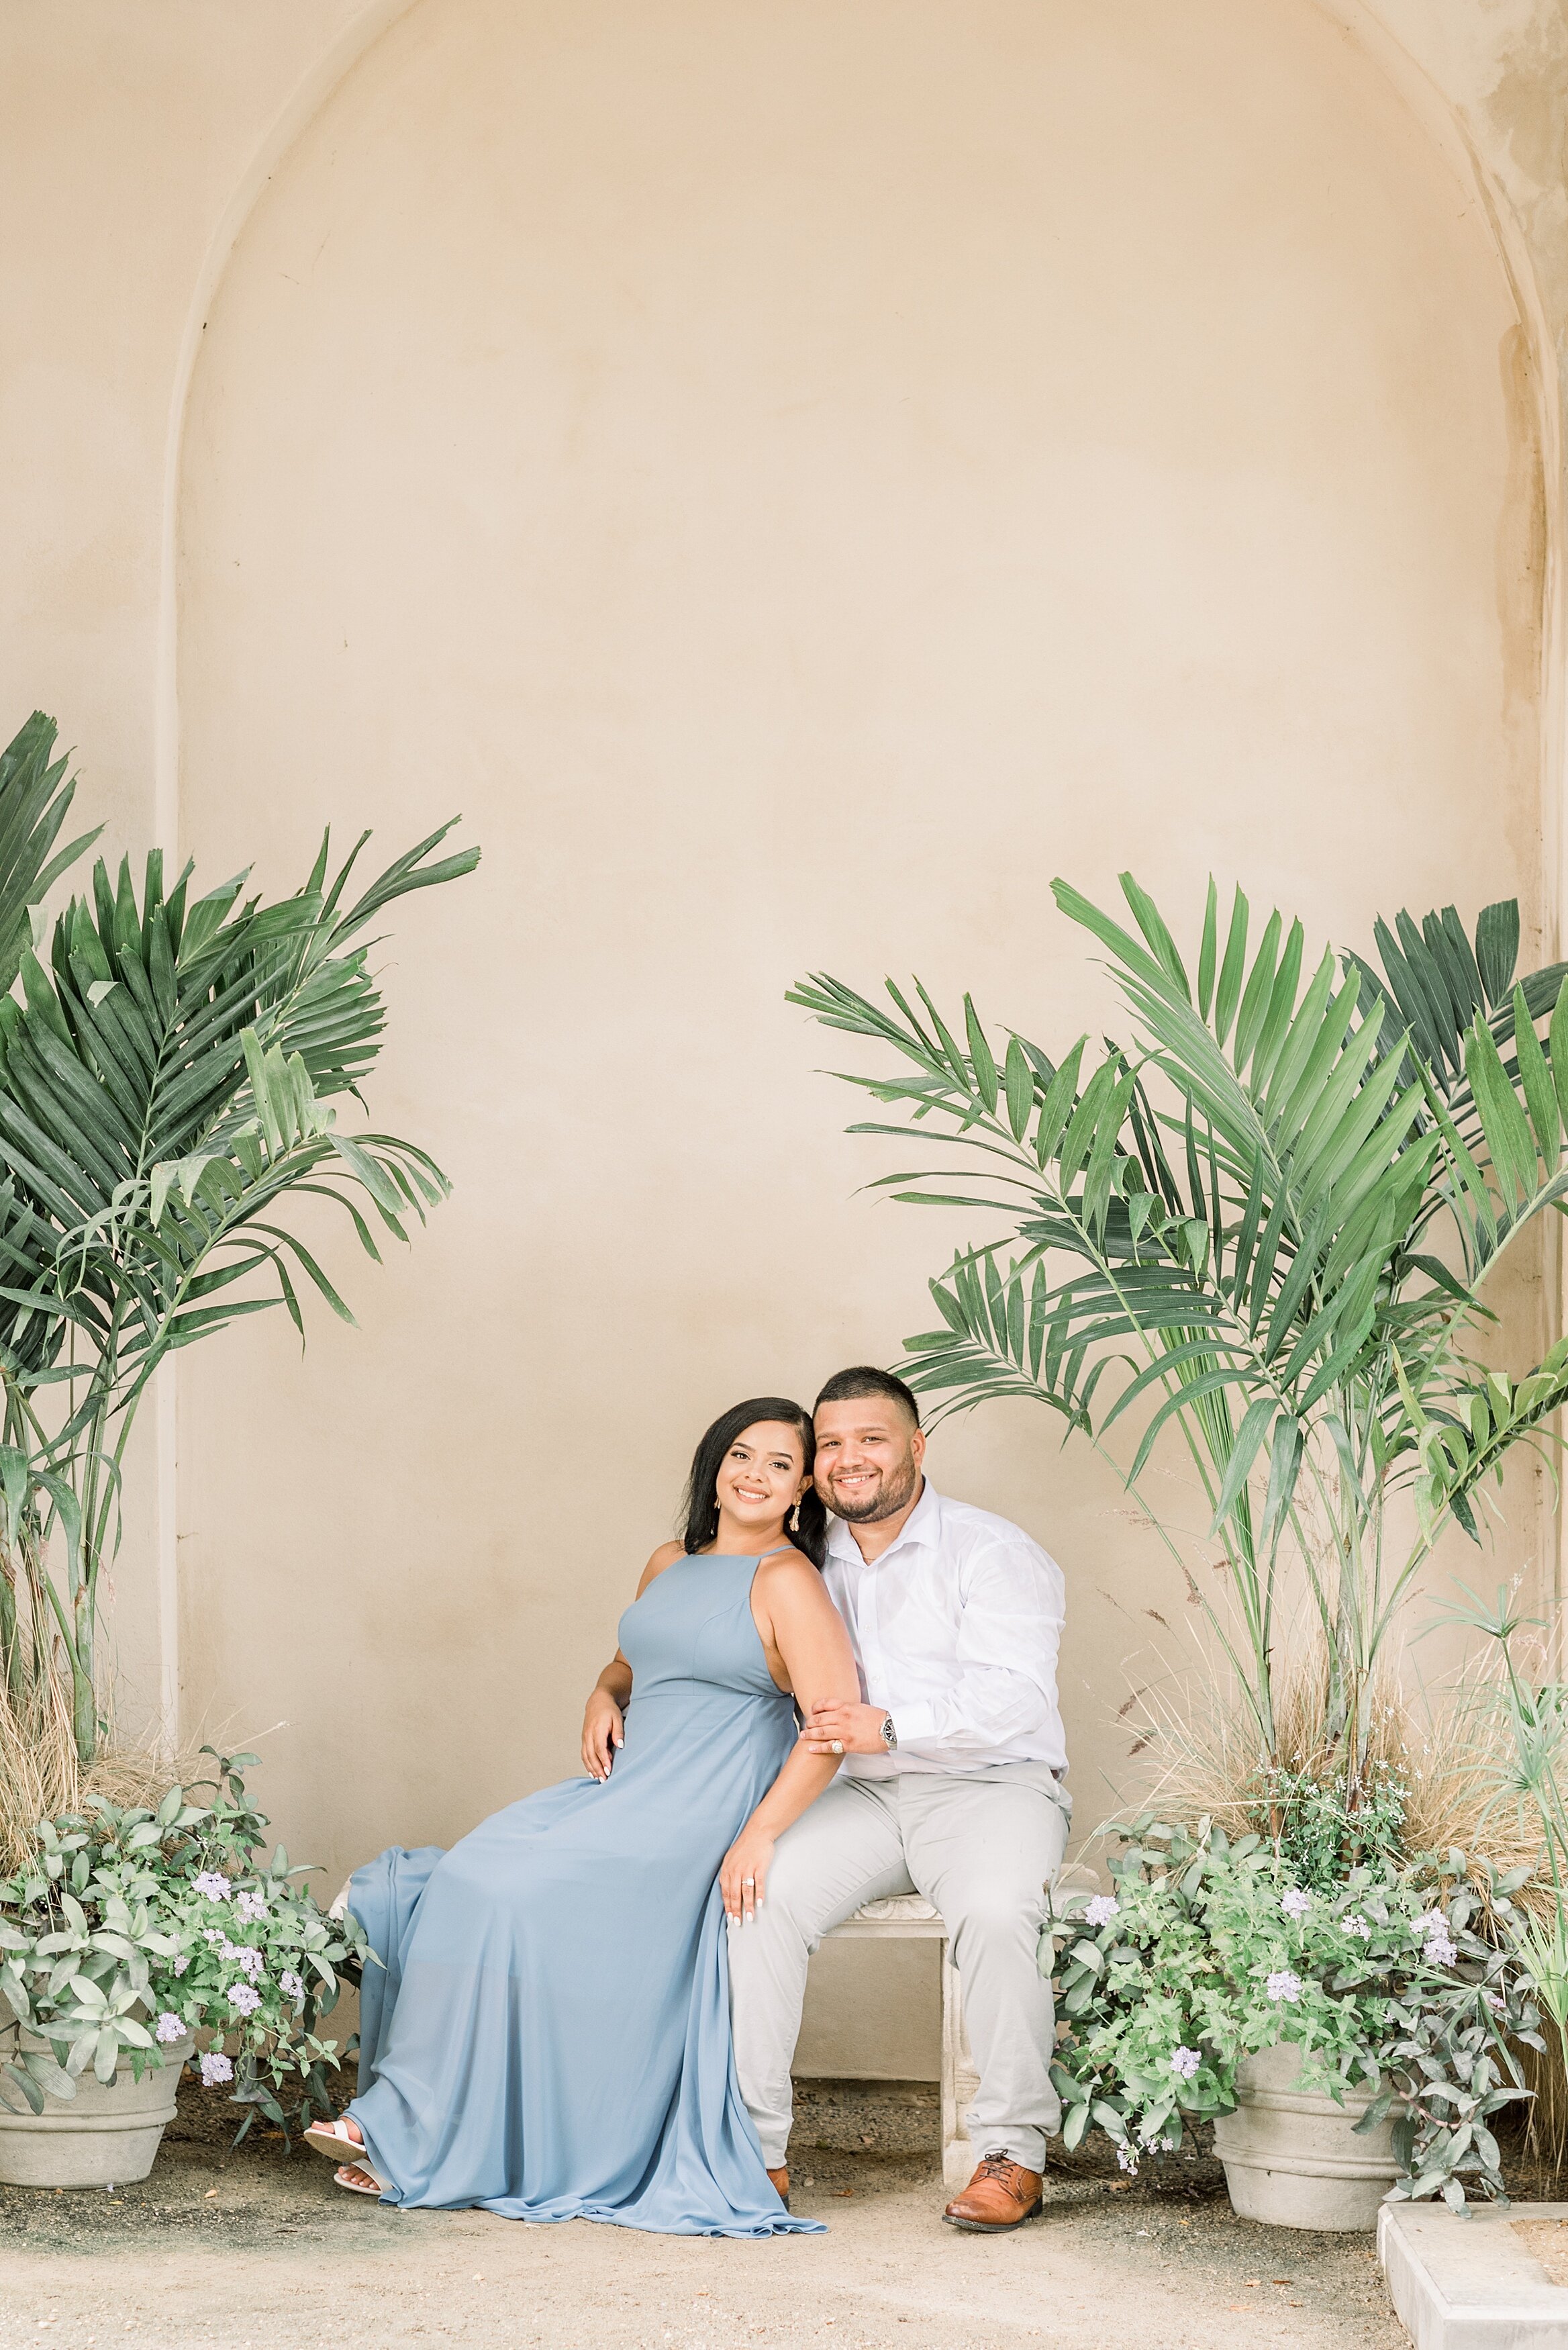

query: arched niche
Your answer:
[173,0,1551,1887]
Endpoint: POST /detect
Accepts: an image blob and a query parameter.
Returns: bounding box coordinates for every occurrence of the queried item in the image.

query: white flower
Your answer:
[235,1890,268,1925]
[154,2012,185,2044]
[1084,1895,1120,1928]
[279,1970,303,2001]
[1265,1969,1302,2004]
[1115,2143,1139,2173]
[1169,2047,1201,2079]
[193,1871,232,1901]
[1342,1914,1371,1940]
[199,2051,233,2087]
[1280,1887,1311,1920]
[228,1983,262,2016]
[1416,1912,1458,1967]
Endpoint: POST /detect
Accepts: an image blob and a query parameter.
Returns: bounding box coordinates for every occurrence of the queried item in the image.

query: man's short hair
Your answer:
[814,1365,922,1428]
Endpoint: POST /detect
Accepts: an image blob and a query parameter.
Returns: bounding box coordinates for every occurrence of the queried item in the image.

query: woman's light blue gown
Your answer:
[344,1553,823,2235]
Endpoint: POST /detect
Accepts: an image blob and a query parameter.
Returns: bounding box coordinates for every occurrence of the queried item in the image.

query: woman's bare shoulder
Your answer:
[635,1539,686,1595]
[756,1547,831,1596]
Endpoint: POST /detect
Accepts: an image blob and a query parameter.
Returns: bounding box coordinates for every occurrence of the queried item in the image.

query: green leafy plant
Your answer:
[791,878,1568,1797]
[0,1750,365,2143]
[1051,1820,1538,2206]
[1258,1758,1410,1892]
[1434,1585,1568,2166]
[0,715,101,999]
[0,715,478,1763]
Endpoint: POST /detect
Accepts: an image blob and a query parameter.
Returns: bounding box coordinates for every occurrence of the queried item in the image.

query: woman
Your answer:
[303,1397,857,2236]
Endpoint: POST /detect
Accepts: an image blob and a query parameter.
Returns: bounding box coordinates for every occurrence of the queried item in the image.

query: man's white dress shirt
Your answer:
[820,1480,1067,1778]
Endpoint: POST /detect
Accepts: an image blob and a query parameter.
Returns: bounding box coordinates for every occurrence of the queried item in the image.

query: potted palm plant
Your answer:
[0,708,477,2183]
[791,876,1568,2222]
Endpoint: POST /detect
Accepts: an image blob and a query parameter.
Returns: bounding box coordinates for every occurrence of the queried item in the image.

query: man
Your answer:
[728,1365,1070,2232]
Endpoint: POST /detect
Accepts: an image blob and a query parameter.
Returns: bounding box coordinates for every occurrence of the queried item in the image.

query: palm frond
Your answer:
[791,872,1568,1782]
[0,808,479,1764]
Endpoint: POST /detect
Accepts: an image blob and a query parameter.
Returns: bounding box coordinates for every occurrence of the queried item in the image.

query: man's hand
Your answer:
[803,1701,891,1756]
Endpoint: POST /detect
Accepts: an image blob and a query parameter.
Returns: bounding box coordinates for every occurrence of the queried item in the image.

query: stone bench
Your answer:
[828,1866,1097,2189]
[824,1894,973,2186]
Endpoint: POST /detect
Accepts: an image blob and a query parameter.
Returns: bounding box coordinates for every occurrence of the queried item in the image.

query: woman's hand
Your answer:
[582,1689,625,1781]
[720,1825,778,1925]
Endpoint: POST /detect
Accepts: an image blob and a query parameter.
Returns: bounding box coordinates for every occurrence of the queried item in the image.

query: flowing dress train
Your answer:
[344,1552,822,2235]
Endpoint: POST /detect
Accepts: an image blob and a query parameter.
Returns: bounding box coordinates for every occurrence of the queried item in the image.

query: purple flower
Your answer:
[1342,1914,1371,1940]
[1266,1969,1302,2004]
[1169,2047,1201,2079]
[236,1890,267,1925]
[154,2012,185,2044]
[1485,1989,1506,2014]
[1084,1895,1120,1928]
[279,1970,303,2001]
[222,1943,264,1980]
[1280,1887,1311,1921]
[201,1928,223,1947]
[1115,2143,1139,2174]
[228,1983,262,2016]
[172,1954,190,1977]
[199,2051,233,2087]
[193,1872,231,1901]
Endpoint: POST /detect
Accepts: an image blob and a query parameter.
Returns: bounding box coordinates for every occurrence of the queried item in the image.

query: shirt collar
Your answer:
[826,1477,942,1567]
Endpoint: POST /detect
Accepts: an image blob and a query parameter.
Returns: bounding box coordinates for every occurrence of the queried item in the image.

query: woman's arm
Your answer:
[581,1540,683,1780]
[719,1559,860,1922]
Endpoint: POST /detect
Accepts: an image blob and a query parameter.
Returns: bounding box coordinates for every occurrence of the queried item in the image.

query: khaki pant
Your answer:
[727,1762,1069,2173]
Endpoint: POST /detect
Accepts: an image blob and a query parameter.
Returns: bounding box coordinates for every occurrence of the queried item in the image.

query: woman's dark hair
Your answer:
[679,1396,828,1569]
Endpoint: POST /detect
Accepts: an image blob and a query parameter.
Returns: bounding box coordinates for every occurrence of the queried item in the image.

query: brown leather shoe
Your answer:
[767,2165,791,2211]
[942,2153,1043,2231]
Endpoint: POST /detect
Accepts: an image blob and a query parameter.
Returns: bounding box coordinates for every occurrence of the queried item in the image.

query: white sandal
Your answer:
[303,2117,385,2191]
[333,2161,385,2197]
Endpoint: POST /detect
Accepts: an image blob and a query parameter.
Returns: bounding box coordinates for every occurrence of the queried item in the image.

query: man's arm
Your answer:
[804,1534,1066,1766]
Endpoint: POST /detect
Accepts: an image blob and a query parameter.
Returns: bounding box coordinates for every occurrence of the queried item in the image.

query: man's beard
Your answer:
[822,1452,921,1525]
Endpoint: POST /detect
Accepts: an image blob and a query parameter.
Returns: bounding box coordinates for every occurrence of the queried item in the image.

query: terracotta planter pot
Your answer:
[1212,2040,1399,2230]
[0,2026,193,2188]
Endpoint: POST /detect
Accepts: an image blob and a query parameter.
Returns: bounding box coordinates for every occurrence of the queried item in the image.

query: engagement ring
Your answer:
[830,1740,844,1754]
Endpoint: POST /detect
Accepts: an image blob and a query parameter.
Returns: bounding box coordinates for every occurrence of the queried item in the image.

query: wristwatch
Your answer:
[880,1713,898,1752]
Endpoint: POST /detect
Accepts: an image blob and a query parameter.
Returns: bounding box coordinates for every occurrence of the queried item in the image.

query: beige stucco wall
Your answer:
[3,0,1567,2078]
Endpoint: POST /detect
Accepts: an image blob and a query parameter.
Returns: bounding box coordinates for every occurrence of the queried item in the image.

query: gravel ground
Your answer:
[0,2074,1410,2350]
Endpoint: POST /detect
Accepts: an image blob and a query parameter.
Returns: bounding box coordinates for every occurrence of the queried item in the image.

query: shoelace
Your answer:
[974,2155,1024,2185]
